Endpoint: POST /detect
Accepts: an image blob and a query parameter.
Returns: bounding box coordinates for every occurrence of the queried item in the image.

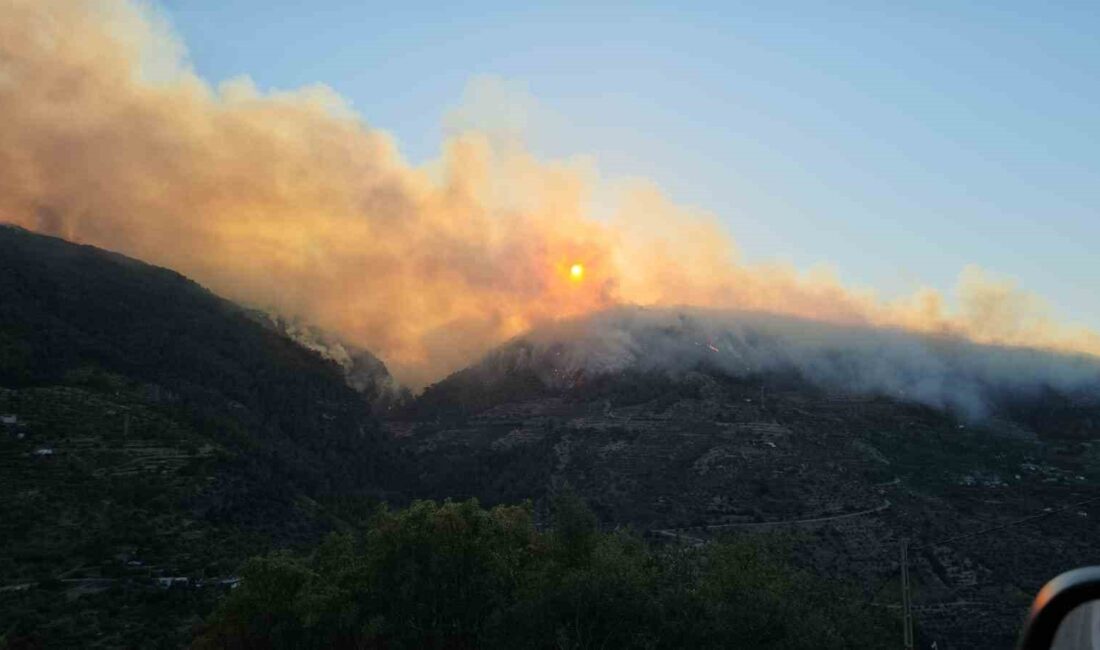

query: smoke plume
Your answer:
[493,306,1100,419]
[2,0,1098,387]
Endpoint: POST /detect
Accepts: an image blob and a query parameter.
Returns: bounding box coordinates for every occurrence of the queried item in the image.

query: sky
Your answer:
[155,0,1099,330]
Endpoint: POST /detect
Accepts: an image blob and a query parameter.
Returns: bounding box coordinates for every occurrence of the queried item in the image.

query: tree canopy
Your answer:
[195,496,891,649]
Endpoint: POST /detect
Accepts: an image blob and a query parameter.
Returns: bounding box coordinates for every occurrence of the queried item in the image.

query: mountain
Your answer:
[0,225,397,647]
[244,310,411,412]
[4,224,1099,649]
[406,306,1100,424]
[392,309,1100,649]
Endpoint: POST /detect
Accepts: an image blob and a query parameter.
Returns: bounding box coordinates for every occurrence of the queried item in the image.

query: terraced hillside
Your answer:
[393,368,1100,649]
[4,224,1098,649]
[0,226,397,647]
[0,385,265,646]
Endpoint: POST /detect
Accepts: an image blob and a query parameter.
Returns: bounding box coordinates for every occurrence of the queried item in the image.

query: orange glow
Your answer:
[3,0,1100,388]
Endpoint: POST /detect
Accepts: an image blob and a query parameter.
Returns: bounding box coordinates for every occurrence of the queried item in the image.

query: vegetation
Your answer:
[195,495,892,649]
[0,226,399,647]
[15,226,1082,648]
[0,225,397,498]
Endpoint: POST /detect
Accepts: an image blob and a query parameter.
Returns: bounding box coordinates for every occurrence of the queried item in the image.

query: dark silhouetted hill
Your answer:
[0,225,398,646]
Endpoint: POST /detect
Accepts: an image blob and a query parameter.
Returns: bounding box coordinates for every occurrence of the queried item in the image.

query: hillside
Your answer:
[243,310,411,412]
[391,313,1100,649]
[0,225,397,647]
[4,224,1099,648]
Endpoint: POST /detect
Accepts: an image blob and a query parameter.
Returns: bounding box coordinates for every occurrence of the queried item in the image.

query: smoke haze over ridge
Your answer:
[2,0,1099,388]
[487,306,1100,419]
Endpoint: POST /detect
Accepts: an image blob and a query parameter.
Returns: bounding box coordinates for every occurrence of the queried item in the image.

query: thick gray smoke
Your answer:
[486,306,1100,419]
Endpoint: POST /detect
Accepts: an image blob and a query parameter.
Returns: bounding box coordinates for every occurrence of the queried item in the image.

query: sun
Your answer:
[569,263,584,281]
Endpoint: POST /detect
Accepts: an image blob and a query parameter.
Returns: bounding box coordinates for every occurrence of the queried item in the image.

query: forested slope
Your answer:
[0,225,397,647]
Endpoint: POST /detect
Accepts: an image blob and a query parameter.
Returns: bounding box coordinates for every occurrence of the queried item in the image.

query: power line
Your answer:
[901,493,1100,648]
[914,494,1100,550]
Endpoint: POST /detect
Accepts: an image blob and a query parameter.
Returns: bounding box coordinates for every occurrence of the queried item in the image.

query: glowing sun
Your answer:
[569,263,585,281]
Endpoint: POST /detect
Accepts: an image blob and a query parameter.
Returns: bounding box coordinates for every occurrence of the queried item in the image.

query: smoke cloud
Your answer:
[2,0,1098,387]
[499,306,1100,419]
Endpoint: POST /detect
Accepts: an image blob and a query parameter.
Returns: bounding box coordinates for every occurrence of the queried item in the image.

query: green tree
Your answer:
[550,487,598,566]
[194,499,893,650]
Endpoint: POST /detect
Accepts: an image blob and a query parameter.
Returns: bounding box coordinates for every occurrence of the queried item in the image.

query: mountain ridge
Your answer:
[3,225,1099,649]
[403,305,1100,432]
[0,225,399,646]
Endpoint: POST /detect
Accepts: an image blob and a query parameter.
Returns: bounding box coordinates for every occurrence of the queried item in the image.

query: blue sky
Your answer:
[156,1,1099,329]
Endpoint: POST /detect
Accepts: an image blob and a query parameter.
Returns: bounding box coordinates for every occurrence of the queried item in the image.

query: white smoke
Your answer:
[487,306,1100,419]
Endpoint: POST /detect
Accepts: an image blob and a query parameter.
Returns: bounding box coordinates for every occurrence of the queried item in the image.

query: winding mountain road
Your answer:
[652,499,893,546]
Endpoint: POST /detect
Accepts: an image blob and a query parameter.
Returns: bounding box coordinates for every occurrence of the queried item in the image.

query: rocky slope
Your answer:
[392,316,1100,649]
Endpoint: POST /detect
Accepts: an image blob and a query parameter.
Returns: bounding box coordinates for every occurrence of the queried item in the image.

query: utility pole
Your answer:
[900,539,914,650]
